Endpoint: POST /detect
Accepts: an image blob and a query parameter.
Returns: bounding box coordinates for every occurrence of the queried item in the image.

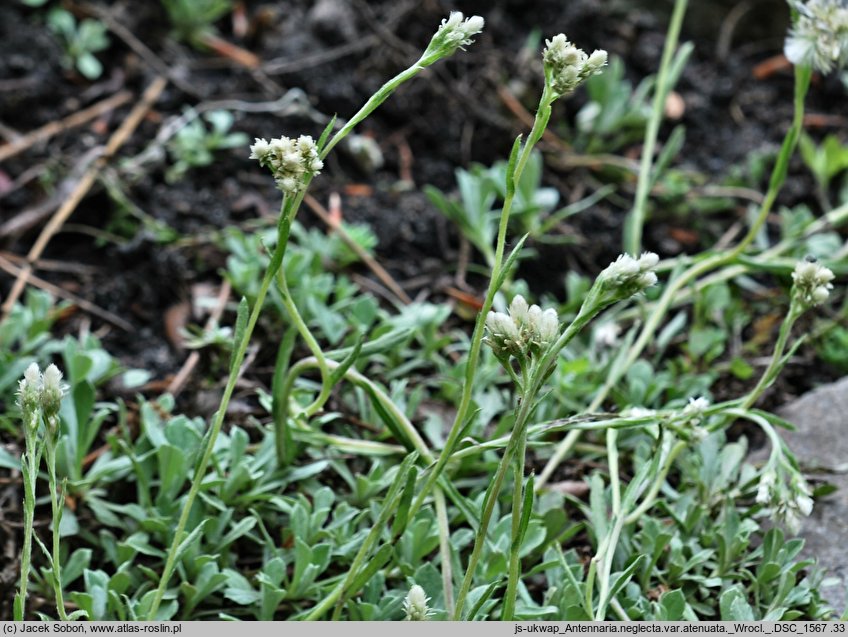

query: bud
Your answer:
[484,295,560,362]
[536,308,559,345]
[600,252,660,299]
[41,364,66,420]
[403,584,432,621]
[17,363,42,414]
[509,295,529,325]
[791,257,835,308]
[585,49,609,73]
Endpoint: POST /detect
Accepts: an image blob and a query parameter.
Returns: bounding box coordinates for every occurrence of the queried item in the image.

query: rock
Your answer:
[775,376,848,612]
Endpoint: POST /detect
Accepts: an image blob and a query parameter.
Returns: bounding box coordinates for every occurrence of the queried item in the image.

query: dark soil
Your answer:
[3,0,848,621]
[1,1,845,416]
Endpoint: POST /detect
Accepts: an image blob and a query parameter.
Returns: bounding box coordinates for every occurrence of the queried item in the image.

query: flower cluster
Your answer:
[403,584,433,621]
[249,135,324,195]
[484,295,559,361]
[16,362,67,434]
[756,467,814,535]
[600,252,659,298]
[784,0,848,74]
[422,12,485,63]
[791,257,835,307]
[543,34,607,96]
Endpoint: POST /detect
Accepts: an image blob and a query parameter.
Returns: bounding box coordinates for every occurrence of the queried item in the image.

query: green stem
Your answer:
[147,204,293,620]
[434,488,455,617]
[452,423,519,619]
[16,425,40,621]
[623,440,686,525]
[594,514,625,620]
[739,300,803,411]
[607,429,621,516]
[44,433,68,621]
[452,294,601,620]
[274,268,331,418]
[502,413,529,620]
[283,357,455,621]
[407,90,554,523]
[537,64,812,491]
[626,0,689,255]
[284,357,433,461]
[321,60,430,160]
[277,56,454,430]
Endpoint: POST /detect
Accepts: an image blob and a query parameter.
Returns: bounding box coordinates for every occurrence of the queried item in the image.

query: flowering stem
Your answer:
[15,424,41,621]
[409,88,555,526]
[536,63,812,491]
[43,432,68,621]
[274,267,331,418]
[321,62,428,160]
[452,398,527,619]
[607,428,622,516]
[147,202,294,620]
[739,299,804,412]
[502,375,531,620]
[625,0,689,255]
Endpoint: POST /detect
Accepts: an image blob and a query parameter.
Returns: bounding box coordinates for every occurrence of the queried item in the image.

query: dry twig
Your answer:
[303,193,412,305]
[0,91,132,164]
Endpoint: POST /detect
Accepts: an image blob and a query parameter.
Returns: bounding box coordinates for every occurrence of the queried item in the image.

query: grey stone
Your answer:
[775,376,848,612]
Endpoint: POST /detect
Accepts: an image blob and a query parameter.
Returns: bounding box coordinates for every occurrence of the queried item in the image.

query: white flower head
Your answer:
[425,12,484,61]
[485,310,523,358]
[795,493,814,517]
[509,294,530,325]
[17,362,42,413]
[586,49,609,73]
[40,364,67,419]
[486,311,519,341]
[537,308,559,344]
[248,138,271,162]
[684,396,710,414]
[785,0,848,73]
[543,34,607,95]
[680,396,710,429]
[252,134,324,193]
[601,252,660,298]
[756,470,775,505]
[485,295,560,360]
[792,257,835,307]
[403,584,432,621]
